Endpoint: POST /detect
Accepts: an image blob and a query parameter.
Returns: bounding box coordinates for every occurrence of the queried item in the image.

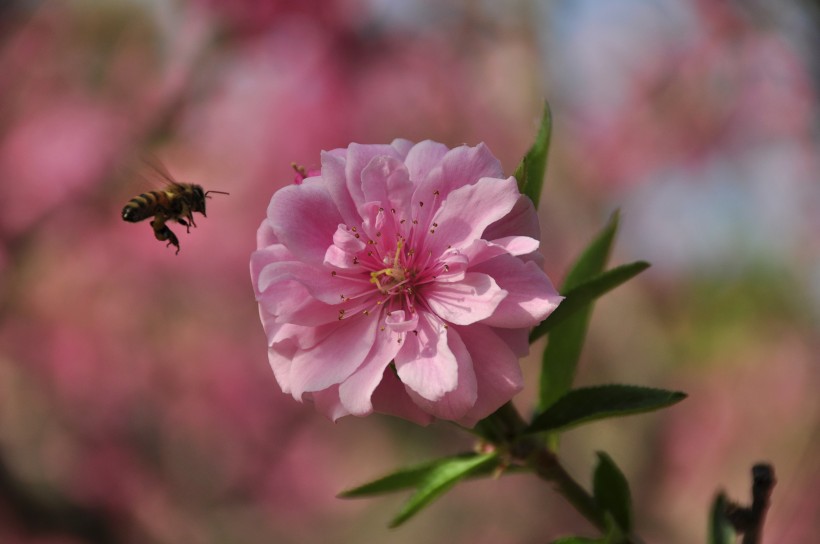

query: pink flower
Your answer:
[251,140,562,426]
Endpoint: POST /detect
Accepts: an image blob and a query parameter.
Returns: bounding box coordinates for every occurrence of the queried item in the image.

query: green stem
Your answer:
[526,447,607,531]
[477,402,618,538]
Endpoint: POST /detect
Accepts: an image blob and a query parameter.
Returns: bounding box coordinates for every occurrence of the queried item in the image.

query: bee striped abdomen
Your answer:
[122,191,168,222]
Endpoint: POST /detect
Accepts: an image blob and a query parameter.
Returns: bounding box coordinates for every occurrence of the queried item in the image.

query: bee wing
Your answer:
[141,153,182,188]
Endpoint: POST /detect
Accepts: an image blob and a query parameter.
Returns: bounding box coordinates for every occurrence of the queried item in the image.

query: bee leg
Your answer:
[151,217,181,255]
[178,218,191,233]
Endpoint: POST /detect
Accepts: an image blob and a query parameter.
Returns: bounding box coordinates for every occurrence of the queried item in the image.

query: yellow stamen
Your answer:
[370,239,407,293]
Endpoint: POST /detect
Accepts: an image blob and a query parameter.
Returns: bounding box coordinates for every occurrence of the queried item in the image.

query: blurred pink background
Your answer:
[1,1,818,542]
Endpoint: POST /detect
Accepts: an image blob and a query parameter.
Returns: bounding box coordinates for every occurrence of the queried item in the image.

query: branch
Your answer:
[724,463,776,544]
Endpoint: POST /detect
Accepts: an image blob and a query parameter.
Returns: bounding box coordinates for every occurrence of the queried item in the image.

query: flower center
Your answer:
[370,239,412,294]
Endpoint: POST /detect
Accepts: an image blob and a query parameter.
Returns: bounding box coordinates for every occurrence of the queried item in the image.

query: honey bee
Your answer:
[121,159,229,254]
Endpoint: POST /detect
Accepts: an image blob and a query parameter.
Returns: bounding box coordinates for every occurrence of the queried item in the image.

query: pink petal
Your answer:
[490,327,530,358]
[484,194,542,242]
[458,236,540,268]
[390,138,414,159]
[403,140,449,183]
[256,219,278,248]
[422,272,506,325]
[310,386,350,422]
[453,324,523,427]
[427,176,519,257]
[371,369,434,425]
[269,182,342,266]
[289,314,380,399]
[394,312,457,401]
[473,256,563,328]
[360,156,414,213]
[338,322,404,415]
[320,151,359,226]
[345,143,402,208]
[267,333,299,394]
[406,326,478,422]
[385,309,419,333]
[408,143,503,215]
[440,143,504,185]
[257,258,374,312]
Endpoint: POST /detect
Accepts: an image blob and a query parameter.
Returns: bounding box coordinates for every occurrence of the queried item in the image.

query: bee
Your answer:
[121,159,229,254]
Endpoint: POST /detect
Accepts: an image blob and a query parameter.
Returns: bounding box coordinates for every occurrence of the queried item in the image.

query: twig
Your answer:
[724,463,776,544]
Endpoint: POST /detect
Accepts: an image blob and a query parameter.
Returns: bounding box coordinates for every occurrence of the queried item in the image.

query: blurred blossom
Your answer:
[252,140,561,426]
[551,0,816,188]
[0,102,127,234]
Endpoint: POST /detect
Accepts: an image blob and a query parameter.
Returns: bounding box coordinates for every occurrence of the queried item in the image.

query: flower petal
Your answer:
[394,312,457,401]
[427,176,519,257]
[422,272,506,325]
[458,236,540,268]
[390,138,414,159]
[473,256,563,328]
[453,324,523,427]
[338,321,404,416]
[405,326,478,422]
[404,140,449,183]
[483,194,541,242]
[320,151,359,226]
[269,182,342,266]
[310,386,350,422]
[412,143,503,203]
[360,156,414,214]
[372,369,434,426]
[289,314,380,400]
[345,143,402,208]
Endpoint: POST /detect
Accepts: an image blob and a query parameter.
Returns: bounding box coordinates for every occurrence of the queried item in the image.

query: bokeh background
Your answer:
[1,0,818,542]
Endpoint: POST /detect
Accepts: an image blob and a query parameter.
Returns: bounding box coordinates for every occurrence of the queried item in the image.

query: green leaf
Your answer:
[514,101,552,208]
[530,261,650,343]
[708,494,736,544]
[538,212,620,412]
[526,385,687,434]
[388,453,498,527]
[549,538,604,544]
[593,452,633,534]
[338,453,498,498]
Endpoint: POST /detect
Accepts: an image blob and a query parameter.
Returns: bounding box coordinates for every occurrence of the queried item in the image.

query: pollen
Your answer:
[370,238,411,294]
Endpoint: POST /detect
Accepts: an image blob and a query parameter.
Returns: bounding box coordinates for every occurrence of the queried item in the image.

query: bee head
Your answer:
[192,185,207,216]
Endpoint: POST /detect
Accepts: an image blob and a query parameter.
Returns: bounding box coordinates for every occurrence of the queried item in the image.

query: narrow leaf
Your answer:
[708,494,736,544]
[530,261,650,343]
[514,101,552,208]
[527,385,687,434]
[549,538,604,544]
[389,453,498,527]
[593,452,633,534]
[538,212,620,411]
[339,453,498,498]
